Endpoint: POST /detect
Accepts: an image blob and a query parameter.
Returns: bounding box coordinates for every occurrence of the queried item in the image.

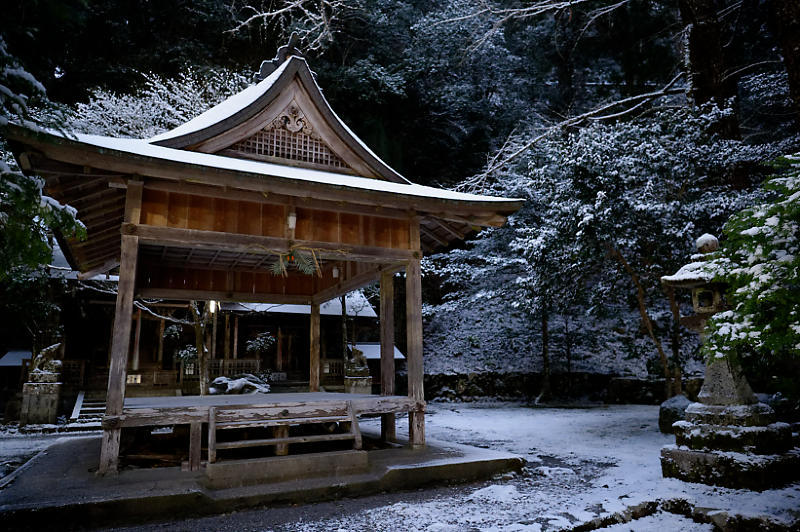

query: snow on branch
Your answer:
[458,73,685,193]
[433,0,630,53]
[227,0,363,52]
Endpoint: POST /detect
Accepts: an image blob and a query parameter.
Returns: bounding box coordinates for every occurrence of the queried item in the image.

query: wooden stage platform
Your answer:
[102,392,424,471]
[116,392,421,428]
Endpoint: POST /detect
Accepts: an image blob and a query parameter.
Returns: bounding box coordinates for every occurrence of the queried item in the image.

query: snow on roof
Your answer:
[0,349,31,367]
[353,342,404,360]
[661,260,716,286]
[48,242,119,282]
[148,59,292,143]
[148,56,411,184]
[222,291,376,317]
[62,131,518,205]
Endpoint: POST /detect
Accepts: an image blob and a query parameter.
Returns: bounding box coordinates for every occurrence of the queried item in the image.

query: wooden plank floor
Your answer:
[124,392,376,409]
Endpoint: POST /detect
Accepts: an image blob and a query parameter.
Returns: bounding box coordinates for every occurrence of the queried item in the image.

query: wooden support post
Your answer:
[380,270,396,441]
[211,306,218,359]
[310,303,320,392]
[233,315,239,359]
[224,313,231,360]
[189,422,202,471]
[131,308,142,371]
[99,180,142,475]
[208,407,217,464]
[274,426,289,456]
[276,327,283,370]
[107,315,115,366]
[157,318,165,363]
[406,218,425,447]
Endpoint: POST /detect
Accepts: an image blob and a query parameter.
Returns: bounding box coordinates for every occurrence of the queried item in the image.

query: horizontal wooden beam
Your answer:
[420,225,449,247]
[143,179,413,221]
[137,288,312,305]
[103,395,423,428]
[313,263,404,304]
[123,223,416,263]
[77,259,120,280]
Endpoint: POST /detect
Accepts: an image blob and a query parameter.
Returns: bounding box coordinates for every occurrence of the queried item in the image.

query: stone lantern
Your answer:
[660,234,799,490]
[662,234,726,334]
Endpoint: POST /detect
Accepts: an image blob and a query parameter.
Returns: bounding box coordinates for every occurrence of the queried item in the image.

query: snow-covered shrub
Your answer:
[246,332,276,358]
[701,155,800,391]
[176,344,198,361]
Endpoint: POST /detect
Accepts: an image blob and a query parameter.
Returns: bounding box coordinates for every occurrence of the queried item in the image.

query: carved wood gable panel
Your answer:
[221,103,351,172]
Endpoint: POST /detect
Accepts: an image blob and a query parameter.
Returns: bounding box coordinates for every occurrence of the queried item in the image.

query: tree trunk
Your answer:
[538,308,552,403]
[564,313,573,394]
[769,0,800,125]
[678,0,740,138]
[341,294,348,360]
[190,301,209,395]
[607,246,674,399]
[665,285,684,396]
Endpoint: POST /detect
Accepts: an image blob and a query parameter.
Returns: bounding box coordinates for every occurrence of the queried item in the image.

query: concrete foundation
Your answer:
[0,430,523,529]
[205,450,369,489]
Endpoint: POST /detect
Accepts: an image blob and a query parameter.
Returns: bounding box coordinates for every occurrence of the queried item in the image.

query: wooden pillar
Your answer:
[233,315,239,359]
[380,270,396,441]
[131,308,142,371]
[107,315,115,366]
[99,180,142,475]
[188,422,202,471]
[211,305,218,359]
[406,217,425,447]
[310,303,320,392]
[224,313,231,360]
[157,318,165,363]
[276,327,283,370]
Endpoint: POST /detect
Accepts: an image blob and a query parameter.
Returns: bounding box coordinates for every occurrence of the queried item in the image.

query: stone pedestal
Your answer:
[344,376,373,394]
[20,381,62,425]
[661,357,800,490]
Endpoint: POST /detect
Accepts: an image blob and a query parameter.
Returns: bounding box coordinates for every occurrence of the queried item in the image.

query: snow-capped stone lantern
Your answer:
[659,234,798,490]
[662,234,727,333]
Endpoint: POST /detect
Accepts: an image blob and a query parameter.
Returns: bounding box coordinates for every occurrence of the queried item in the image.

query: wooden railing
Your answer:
[210,359,261,377]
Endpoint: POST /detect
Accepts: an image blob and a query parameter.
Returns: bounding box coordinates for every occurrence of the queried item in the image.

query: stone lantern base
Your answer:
[661,358,800,490]
[20,381,62,425]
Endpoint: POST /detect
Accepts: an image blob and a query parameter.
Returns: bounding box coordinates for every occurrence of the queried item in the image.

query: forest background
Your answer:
[1,0,798,401]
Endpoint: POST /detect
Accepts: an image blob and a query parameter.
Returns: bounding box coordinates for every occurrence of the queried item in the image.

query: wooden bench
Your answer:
[207,400,362,463]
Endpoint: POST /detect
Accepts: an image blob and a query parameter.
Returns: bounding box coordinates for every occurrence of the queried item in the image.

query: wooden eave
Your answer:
[5,124,522,233]
[150,56,409,185]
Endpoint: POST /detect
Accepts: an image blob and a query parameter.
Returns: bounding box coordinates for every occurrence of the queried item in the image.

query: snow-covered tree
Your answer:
[1,36,83,281]
[701,155,800,391]
[427,104,794,388]
[69,67,250,138]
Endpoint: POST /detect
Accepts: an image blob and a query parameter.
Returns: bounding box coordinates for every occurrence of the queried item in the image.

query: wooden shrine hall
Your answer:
[4,52,522,476]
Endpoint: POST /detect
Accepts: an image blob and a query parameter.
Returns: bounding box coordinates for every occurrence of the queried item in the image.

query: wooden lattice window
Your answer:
[228,104,348,170]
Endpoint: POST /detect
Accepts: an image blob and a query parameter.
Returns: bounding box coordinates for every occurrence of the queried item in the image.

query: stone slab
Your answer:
[660,444,800,491]
[673,421,793,454]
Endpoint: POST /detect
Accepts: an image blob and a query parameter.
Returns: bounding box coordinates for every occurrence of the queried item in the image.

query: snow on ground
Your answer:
[0,429,60,481]
[109,403,799,531]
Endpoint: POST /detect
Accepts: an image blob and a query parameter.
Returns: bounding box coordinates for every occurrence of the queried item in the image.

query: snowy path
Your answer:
[87,403,800,530]
[0,432,61,482]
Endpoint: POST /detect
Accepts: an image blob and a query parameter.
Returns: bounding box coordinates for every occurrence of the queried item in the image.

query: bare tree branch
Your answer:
[227,0,362,52]
[457,73,685,192]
